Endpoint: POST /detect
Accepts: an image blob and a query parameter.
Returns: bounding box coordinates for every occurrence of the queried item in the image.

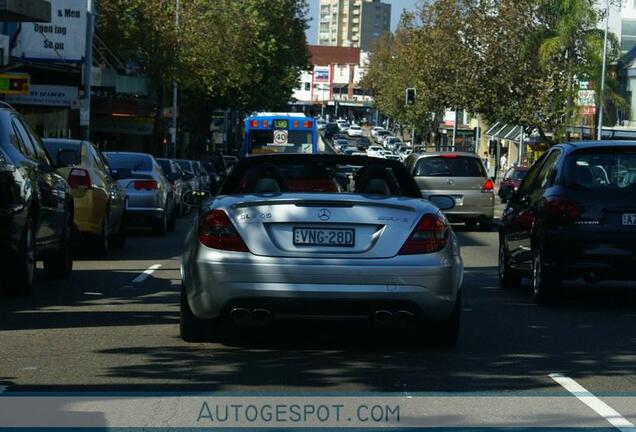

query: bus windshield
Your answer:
[249,130,314,154]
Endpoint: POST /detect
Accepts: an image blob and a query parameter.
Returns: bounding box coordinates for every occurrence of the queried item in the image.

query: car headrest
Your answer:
[363,178,392,195]
[253,177,281,194]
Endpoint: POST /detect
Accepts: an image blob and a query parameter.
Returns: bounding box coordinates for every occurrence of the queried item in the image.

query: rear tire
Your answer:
[111,218,126,249]
[7,216,36,296]
[499,237,521,289]
[532,245,562,306]
[44,209,73,278]
[180,285,218,342]
[93,213,109,256]
[430,292,461,347]
[479,218,494,232]
[168,201,176,232]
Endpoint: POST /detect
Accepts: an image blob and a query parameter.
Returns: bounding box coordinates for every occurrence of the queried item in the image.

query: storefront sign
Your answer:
[314,66,330,83]
[6,84,78,107]
[16,0,88,62]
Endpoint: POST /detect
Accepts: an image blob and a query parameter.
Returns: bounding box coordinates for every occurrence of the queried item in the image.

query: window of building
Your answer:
[622,19,636,52]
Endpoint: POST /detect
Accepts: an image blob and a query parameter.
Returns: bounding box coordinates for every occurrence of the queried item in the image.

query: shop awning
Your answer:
[0,0,51,22]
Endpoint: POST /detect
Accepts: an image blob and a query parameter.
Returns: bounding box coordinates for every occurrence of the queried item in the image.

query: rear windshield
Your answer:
[221,158,420,197]
[508,169,528,181]
[43,140,80,157]
[248,130,313,154]
[564,149,636,191]
[104,153,152,171]
[414,156,486,177]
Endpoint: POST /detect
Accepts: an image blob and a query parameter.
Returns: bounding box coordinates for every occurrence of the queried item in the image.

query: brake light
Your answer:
[544,196,580,226]
[250,120,258,128]
[133,180,160,191]
[198,209,249,252]
[262,120,269,128]
[68,168,92,189]
[482,179,494,192]
[304,120,313,128]
[441,153,458,159]
[293,120,300,128]
[399,214,449,255]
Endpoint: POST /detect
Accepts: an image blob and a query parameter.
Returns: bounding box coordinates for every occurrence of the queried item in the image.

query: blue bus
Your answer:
[242,113,318,157]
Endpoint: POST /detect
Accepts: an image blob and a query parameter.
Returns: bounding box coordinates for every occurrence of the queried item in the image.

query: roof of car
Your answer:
[103,151,152,157]
[411,151,481,159]
[559,140,636,148]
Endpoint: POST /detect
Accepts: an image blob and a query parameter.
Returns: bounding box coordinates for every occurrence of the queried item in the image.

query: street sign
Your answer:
[0,73,30,95]
[577,90,596,107]
[273,130,289,146]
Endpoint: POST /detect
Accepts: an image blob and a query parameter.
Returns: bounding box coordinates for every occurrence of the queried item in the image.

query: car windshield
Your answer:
[104,153,152,171]
[564,149,636,190]
[221,156,420,197]
[415,156,486,177]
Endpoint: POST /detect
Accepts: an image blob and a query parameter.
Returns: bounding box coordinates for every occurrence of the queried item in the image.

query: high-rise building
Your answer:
[318,0,391,51]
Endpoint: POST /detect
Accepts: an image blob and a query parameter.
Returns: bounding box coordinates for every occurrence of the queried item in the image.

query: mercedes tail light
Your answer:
[544,196,580,226]
[482,179,494,193]
[399,214,449,255]
[133,180,160,191]
[68,168,92,189]
[198,209,249,252]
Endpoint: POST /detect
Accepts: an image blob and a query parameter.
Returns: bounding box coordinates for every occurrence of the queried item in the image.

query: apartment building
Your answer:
[317,0,391,50]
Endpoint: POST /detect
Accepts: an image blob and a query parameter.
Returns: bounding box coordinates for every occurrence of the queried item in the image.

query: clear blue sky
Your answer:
[305,0,418,45]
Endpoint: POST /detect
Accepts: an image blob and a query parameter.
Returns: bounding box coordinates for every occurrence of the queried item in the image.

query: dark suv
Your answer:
[0,105,74,295]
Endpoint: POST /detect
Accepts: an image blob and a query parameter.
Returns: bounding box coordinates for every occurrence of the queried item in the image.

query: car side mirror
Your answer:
[56,149,79,167]
[111,168,132,180]
[429,195,456,211]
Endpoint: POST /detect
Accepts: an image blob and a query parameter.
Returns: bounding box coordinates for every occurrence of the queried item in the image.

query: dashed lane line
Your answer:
[132,264,162,284]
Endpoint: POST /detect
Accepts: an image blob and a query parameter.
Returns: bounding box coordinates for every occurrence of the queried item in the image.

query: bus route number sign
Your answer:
[273,129,289,146]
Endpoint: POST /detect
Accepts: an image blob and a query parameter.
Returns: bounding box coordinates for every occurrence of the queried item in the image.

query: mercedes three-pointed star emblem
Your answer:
[318,208,331,221]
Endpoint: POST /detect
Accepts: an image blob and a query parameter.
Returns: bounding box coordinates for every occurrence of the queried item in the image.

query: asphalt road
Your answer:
[1,203,636,427]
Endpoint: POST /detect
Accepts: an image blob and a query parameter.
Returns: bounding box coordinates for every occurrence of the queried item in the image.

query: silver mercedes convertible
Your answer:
[180,155,464,345]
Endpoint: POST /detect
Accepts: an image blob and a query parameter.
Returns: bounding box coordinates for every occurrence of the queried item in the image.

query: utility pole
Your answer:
[597,0,609,141]
[170,0,180,157]
[80,0,94,140]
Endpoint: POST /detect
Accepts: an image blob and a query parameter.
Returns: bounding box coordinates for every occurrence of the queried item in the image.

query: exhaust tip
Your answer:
[394,310,415,321]
[230,308,250,321]
[372,310,393,323]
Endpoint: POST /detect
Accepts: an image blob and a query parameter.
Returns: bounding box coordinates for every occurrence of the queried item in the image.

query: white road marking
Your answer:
[550,373,636,432]
[132,264,162,283]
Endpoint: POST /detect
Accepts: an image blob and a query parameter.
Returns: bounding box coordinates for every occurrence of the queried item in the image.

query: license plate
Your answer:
[453,196,464,206]
[293,228,355,247]
[623,213,636,225]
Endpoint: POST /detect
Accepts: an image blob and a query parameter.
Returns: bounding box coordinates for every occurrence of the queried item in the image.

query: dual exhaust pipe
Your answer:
[230,307,272,324]
[372,310,415,323]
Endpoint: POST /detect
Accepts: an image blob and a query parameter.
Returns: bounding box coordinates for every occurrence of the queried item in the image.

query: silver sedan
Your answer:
[180,155,464,345]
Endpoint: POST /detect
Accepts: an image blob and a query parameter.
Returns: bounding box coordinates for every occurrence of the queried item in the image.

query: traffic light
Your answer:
[405,88,416,106]
[0,73,30,95]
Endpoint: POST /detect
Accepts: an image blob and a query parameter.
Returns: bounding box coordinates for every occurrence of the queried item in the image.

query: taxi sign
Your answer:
[0,73,30,95]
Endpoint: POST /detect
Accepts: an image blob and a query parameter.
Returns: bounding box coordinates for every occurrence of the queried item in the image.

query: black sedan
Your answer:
[499,141,636,305]
[0,105,74,295]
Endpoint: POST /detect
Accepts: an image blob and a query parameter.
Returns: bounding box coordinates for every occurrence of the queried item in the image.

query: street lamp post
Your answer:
[597,0,609,141]
[170,0,180,157]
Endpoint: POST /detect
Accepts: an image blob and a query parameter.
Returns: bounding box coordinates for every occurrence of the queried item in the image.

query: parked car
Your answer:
[157,158,187,216]
[43,139,127,254]
[374,130,390,144]
[104,152,176,235]
[337,120,350,132]
[323,122,340,140]
[357,137,372,149]
[180,154,463,345]
[176,159,210,192]
[385,137,403,151]
[366,146,385,158]
[405,152,495,230]
[385,154,402,162]
[499,141,636,304]
[371,127,386,138]
[0,107,74,294]
[498,166,529,203]
[334,139,350,153]
[347,124,363,138]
